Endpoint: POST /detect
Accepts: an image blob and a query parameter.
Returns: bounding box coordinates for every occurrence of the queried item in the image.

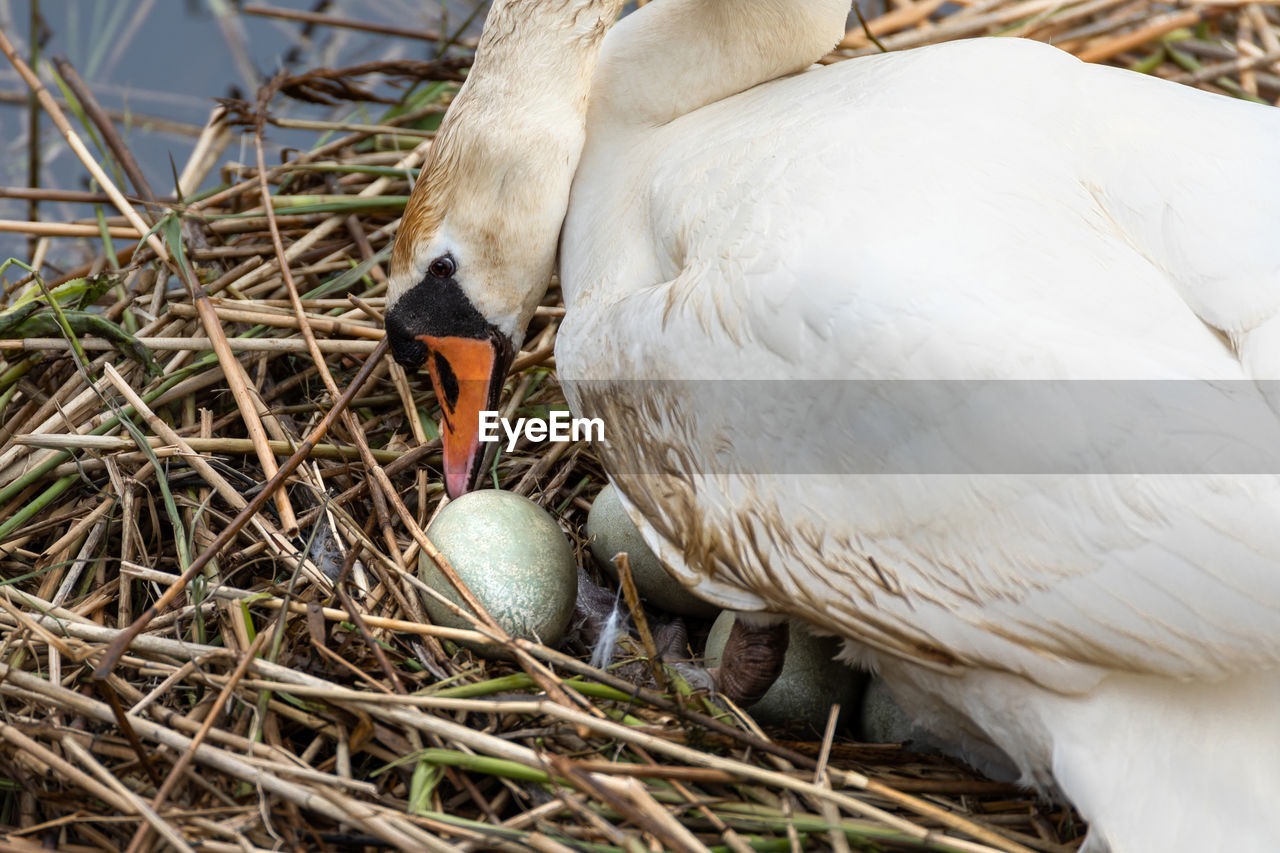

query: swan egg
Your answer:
[705,612,865,729]
[419,490,577,658]
[587,483,719,618]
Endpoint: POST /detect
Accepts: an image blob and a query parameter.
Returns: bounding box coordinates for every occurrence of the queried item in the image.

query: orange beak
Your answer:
[417,333,513,497]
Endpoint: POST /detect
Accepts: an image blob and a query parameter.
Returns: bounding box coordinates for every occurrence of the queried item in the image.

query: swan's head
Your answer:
[385,106,583,496]
[386,2,613,497]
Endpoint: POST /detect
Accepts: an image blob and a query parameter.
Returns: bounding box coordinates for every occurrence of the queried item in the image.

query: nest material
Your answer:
[0,2,1275,850]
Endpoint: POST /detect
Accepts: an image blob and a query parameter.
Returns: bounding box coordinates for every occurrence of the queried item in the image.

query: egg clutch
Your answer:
[417,485,886,733]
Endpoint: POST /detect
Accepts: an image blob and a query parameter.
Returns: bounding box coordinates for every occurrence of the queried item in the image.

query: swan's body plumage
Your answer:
[386,3,1280,849]
[562,33,1280,667]
[562,28,1280,853]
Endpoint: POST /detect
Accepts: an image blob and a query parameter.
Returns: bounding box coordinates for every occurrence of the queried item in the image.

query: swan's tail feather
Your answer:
[1041,672,1280,853]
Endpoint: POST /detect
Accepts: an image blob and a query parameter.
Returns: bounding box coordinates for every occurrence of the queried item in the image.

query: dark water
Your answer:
[0,0,488,270]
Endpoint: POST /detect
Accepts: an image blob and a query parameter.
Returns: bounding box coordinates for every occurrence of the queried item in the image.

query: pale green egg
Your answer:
[705,612,865,729]
[586,483,719,618]
[859,676,936,746]
[419,490,577,658]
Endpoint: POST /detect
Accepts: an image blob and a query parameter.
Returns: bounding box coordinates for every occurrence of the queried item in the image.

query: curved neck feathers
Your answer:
[460,0,626,117]
[559,0,852,311]
[393,0,623,288]
[588,0,851,130]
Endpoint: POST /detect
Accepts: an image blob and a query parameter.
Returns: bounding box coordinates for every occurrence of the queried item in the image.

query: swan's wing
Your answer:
[567,38,1280,691]
[640,37,1280,380]
[1071,57,1280,346]
[753,473,1280,690]
[584,387,1280,692]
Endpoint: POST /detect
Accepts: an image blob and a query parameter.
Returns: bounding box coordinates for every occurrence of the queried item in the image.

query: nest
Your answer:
[0,1,1273,850]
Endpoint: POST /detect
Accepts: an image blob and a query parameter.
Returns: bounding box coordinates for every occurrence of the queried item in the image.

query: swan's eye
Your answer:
[428,256,456,279]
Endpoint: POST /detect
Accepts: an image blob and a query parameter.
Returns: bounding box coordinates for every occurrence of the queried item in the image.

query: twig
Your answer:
[92,337,389,682]
[52,56,159,208]
[614,552,667,691]
[15,432,404,463]
[0,337,380,353]
[1077,8,1203,62]
[124,630,272,853]
[0,27,170,264]
[242,4,454,42]
[61,737,198,853]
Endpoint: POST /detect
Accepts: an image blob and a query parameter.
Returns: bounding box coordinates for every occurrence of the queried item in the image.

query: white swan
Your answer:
[385,1,1280,850]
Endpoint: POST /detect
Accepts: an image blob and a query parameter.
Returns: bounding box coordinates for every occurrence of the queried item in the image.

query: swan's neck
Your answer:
[557,0,851,315]
[394,0,624,288]
[458,0,625,116]
[587,0,851,130]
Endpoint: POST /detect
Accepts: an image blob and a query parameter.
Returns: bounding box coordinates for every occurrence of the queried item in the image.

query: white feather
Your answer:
[588,590,628,671]
[390,1,1280,848]
[555,10,1280,853]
